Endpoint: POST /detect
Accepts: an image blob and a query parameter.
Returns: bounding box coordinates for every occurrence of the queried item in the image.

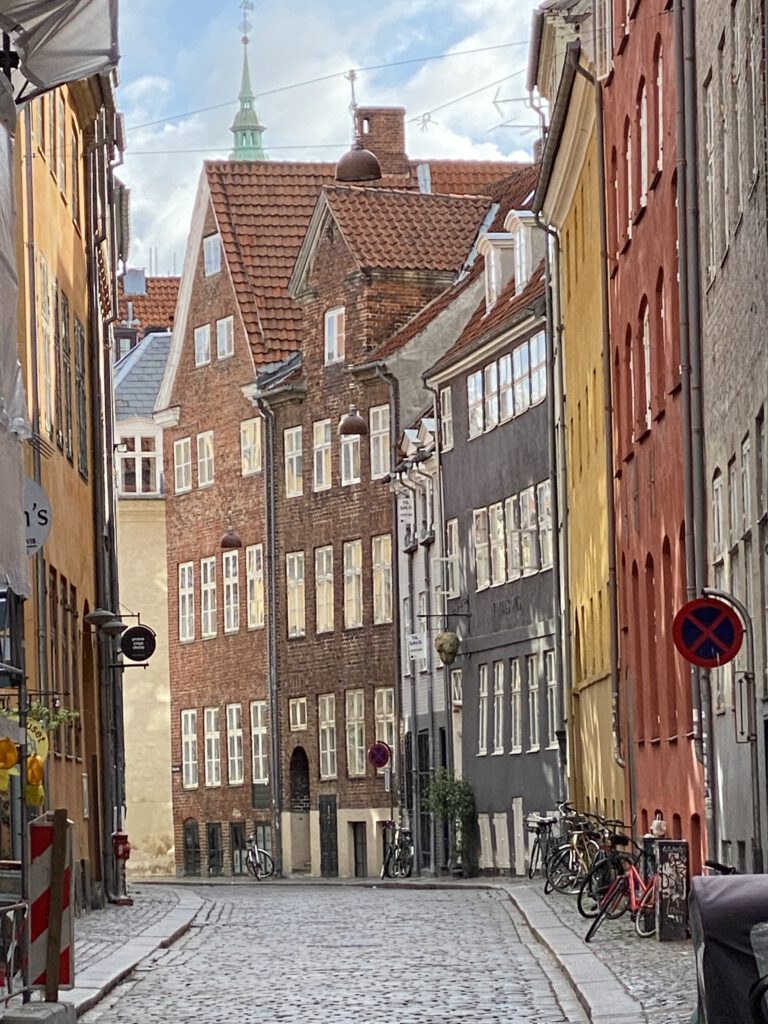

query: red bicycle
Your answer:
[584,851,657,942]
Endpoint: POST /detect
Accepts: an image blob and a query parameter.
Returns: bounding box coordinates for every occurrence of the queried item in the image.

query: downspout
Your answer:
[255,397,283,876]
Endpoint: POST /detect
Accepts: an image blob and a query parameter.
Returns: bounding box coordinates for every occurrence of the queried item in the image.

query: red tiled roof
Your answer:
[323,187,492,273]
[485,166,540,222]
[428,161,535,197]
[118,276,180,335]
[426,260,546,378]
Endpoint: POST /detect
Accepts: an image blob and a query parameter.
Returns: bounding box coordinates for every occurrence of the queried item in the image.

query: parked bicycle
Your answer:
[381,820,414,879]
[245,834,275,880]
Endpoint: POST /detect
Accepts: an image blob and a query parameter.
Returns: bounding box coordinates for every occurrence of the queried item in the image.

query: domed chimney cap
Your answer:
[335,140,382,183]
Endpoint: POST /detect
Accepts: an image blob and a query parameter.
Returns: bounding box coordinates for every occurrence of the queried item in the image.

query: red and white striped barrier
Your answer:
[28,813,75,990]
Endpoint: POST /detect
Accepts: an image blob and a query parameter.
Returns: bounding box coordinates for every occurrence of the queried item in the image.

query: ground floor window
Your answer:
[231,822,246,875]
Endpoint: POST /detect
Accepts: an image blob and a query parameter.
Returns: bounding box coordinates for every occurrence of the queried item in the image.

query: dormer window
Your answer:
[203,233,221,276]
[324,307,345,364]
[487,249,501,307]
[477,233,515,313]
[504,211,536,295]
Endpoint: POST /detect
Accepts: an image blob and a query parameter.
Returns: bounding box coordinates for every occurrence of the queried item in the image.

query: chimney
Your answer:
[354,107,409,176]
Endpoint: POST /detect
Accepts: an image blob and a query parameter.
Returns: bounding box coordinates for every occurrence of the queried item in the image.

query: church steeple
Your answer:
[229,1,267,161]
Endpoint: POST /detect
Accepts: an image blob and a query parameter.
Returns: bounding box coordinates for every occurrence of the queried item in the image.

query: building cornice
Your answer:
[153,406,180,428]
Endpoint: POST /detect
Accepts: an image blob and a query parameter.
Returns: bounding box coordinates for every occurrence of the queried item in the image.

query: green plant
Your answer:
[424,768,477,876]
[21,701,79,733]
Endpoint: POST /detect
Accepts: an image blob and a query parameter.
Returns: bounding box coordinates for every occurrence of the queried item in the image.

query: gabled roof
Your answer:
[426,260,546,379]
[117,276,180,336]
[428,161,533,197]
[115,331,172,420]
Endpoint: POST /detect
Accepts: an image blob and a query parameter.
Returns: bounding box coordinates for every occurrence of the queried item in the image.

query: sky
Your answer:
[118,0,542,276]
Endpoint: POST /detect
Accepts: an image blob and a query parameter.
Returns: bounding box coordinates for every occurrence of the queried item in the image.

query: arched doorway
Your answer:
[183,818,200,876]
[289,747,311,874]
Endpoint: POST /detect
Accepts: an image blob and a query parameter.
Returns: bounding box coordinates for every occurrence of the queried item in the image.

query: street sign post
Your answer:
[120,624,157,662]
[672,597,744,668]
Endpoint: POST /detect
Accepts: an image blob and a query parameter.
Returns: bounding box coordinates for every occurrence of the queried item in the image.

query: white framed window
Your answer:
[639,83,649,205]
[473,508,490,590]
[742,436,752,534]
[372,534,393,624]
[286,552,305,638]
[520,486,539,572]
[197,431,214,487]
[759,414,767,515]
[704,81,716,278]
[313,419,332,491]
[545,651,558,748]
[484,362,499,431]
[505,496,522,580]
[510,659,522,753]
[402,595,411,676]
[179,562,195,642]
[324,307,345,364]
[341,434,360,485]
[223,550,239,634]
[440,387,454,451]
[174,437,192,493]
[315,545,334,633]
[656,47,664,172]
[626,121,634,230]
[451,668,463,707]
[226,703,244,785]
[492,661,504,754]
[240,418,262,476]
[642,304,652,429]
[204,707,221,787]
[203,233,221,276]
[250,701,268,784]
[527,655,540,751]
[289,697,307,731]
[246,544,265,629]
[478,664,488,755]
[467,370,483,438]
[118,432,161,495]
[499,354,513,422]
[181,709,198,788]
[57,95,66,186]
[729,459,739,546]
[194,324,211,367]
[537,481,553,570]
[513,342,530,415]
[417,591,428,673]
[595,0,613,78]
[514,222,530,292]
[369,405,390,479]
[712,471,724,560]
[216,316,234,360]
[343,540,363,629]
[445,518,459,598]
[375,687,395,769]
[318,694,337,779]
[489,502,506,586]
[530,332,547,406]
[345,689,366,776]
[201,556,217,638]
[284,426,303,497]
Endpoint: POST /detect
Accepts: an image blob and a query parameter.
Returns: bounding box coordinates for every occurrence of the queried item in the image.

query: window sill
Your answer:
[194,361,211,369]
[319,776,337,782]
[286,492,303,499]
[313,484,331,493]
[343,624,364,632]
[228,781,245,788]
[174,487,192,496]
[527,746,541,754]
[476,751,487,757]
[373,619,393,627]
[198,482,214,490]
[316,628,334,636]
[287,633,306,641]
[341,480,361,488]
[201,633,217,641]
[217,352,234,362]
[510,747,522,755]
[491,749,504,756]
[205,783,222,789]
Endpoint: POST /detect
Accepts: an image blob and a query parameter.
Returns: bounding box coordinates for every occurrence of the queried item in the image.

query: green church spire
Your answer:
[229,1,267,161]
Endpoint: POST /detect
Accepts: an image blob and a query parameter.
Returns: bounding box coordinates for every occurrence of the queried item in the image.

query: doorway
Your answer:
[351,822,367,877]
[319,795,338,877]
[289,746,311,873]
[183,819,200,876]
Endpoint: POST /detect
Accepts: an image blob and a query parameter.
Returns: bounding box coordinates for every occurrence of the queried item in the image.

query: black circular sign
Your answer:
[120,625,157,662]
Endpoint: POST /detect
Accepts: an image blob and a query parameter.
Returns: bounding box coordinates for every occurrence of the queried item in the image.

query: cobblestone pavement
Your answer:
[75,884,180,973]
[80,885,588,1024]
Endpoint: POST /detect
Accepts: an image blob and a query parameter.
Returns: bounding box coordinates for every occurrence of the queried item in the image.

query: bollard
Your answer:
[654,839,689,941]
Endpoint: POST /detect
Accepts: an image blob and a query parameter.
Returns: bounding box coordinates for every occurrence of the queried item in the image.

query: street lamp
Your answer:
[338,406,368,437]
[220,527,243,550]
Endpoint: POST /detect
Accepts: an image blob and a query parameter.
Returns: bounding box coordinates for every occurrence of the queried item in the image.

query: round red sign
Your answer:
[672,597,744,669]
[367,741,391,769]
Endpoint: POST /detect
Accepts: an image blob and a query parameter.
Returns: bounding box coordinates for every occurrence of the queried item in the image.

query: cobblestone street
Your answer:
[80,885,586,1024]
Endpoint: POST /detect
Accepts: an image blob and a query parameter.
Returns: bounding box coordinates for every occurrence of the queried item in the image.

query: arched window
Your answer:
[624,117,633,234]
[614,345,623,449]
[625,324,635,443]
[609,146,619,255]
[645,553,659,737]
[654,39,664,173]
[638,79,649,205]
[640,298,651,429]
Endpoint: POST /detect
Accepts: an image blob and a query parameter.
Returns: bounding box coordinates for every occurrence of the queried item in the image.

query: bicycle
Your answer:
[527,800,579,881]
[245,834,275,880]
[381,820,414,879]
[584,847,656,942]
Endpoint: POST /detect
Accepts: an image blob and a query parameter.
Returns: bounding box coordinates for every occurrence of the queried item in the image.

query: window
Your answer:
[118,433,161,495]
[440,387,453,450]
[341,434,360,485]
[346,689,365,776]
[742,437,752,534]
[510,659,522,752]
[729,459,739,546]
[445,518,459,598]
[61,293,73,461]
[499,354,513,421]
[226,704,244,784]
[286,552,305,637]
[473,509,490,590]
[75,319,88,479]
[493,662,504,754]
[201,557,217,638]
[759,412,767,514]
[57,95,66,186]
[626,119,633,230]
[656,46,664,172]
[203,233,221,276]
[520,486,539,572]
[343,540,363,628]
[704,80,716,277]
[537,481,553,569]
[527,655,540,750]
[731,5,743,219]
[216,316,234,359]
[530,333,547,406]
[417,591,428,673]
[712,471,724,559]
[289,697,307,731]
[313,420,332,491]
[484,362,499,430]
[250,701,269,784]
[36,96,45,154]
[402,595,411,676]
[478,665,489,755]
[545,651,558,747]
[639,82,649,204]
[174,437,192,493]
[451,669,463,707]
[372,535,393,624]
[489,502,506,586]
[641,303,652,429]
[505,496,522,580]
[71,130,79,224]
[513,343,530,414]
[318,694,337,778]
[194,324,211,366]
[223,551,239,633]
[369,405,390,479]
[179,562,194,641]
[324,307,345,364]
[284,426,303,497]
[197,431,214,487]
[204,708,221,787]
[375,688,395,768]
[241,418,262,476]
[246,545,265,629]
[514,223,530,292]
[467,370,483,438]
[181,710,198,788]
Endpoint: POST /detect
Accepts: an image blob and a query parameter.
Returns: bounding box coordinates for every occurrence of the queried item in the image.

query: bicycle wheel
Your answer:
[394,846,413,879]
[257,851,275,879]
[585,877,627,943]
[528,837,541,879]
[634,877,657,938]
[547,847,581,894]
[578,856,617,919]
[246,849,258,878]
